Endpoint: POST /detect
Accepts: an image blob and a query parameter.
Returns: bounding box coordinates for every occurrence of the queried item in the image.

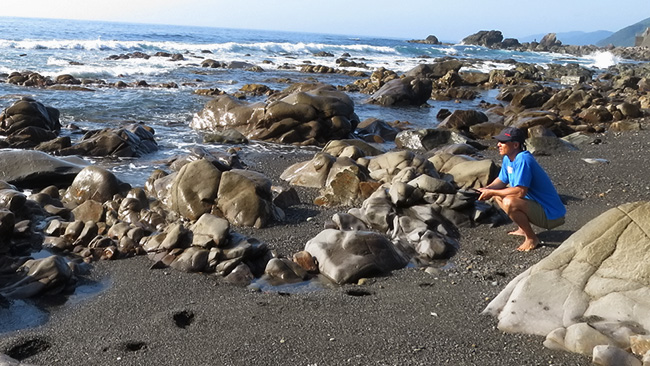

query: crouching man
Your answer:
[478,127,566,251]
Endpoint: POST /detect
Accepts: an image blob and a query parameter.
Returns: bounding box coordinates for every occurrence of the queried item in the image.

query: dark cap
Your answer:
[493,127,526,143]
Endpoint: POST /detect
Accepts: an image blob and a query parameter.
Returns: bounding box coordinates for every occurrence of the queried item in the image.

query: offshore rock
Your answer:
[0,97,60,135]
[57,124,158,158]
[461,30,503,47]
[366,76,432,107]
[192,83,358,146]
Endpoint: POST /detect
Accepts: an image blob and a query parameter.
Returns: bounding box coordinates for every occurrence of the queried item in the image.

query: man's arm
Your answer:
[477,178,528,201]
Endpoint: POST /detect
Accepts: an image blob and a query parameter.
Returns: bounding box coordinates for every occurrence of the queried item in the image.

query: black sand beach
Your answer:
[2,121,649,366]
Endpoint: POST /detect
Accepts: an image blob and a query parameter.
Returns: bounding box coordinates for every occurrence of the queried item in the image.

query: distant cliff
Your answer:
[597,16,650,46]
[636,27,650,47]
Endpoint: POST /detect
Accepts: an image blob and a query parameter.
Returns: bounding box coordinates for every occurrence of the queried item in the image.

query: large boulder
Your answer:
[0,150,86,188]
[483,201,650,358]
[217,169,280,228]
[429,153,499,189]
[57,124,158,158]
[63,166,126,206]
[191,83,358,146]
[438,110,489,130]
[461,30,504,47]
[304,229,407,284]
[366,76,433,106]
[168,159,222,221]
[0,97,60,135]
[405,61,464,80]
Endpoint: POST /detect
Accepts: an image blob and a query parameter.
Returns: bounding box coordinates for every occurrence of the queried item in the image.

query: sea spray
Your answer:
[586,50,621,69]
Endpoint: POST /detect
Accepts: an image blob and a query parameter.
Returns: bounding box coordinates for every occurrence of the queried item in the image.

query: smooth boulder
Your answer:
[483,201,650,357]
[304,229,407,284]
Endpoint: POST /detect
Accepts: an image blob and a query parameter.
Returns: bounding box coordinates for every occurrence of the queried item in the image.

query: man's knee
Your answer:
[501,195,526,214]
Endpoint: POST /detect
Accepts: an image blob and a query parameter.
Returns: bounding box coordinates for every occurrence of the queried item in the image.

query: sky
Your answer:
[0,0,648,41]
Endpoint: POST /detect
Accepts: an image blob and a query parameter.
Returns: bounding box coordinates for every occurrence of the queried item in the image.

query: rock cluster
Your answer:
[0,98,158,157]
[0,144,291,299]
[276,139,506,284]
[191,83,359,146]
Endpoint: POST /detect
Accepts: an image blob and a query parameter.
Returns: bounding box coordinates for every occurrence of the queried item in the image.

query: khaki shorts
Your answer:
[526,199,565,230]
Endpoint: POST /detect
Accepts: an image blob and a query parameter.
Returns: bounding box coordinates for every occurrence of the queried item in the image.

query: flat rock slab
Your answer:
[0,150,86,188]
[483,201,650,355]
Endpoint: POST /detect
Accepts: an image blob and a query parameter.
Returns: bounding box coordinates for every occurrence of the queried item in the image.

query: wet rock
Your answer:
[0,150,86,189]
[366,76,432,107]
[355,118,401,142]
[63,166,125,207]
[192,83,358,146]
[304,229,407,284]
[438,110,488,131]
[58,123,158,158]
[71,200,105,222]
[264,258,308,282]
[0,97,60,135]
[405,60,464,80]
[0,255,74,298]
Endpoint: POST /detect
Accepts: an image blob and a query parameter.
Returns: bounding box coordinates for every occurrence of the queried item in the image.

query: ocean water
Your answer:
[0,16,624,184]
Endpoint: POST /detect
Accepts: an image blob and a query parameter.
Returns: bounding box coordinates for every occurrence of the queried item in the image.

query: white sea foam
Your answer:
[585,51,621,69]
[0,38,396,56]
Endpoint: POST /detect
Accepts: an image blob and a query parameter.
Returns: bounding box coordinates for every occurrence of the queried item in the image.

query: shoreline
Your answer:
[2,124,649,365]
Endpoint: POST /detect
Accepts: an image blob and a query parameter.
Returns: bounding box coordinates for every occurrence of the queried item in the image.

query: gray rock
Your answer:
[189,213,230,248]
[592,345,642,366]
[527,135,579,156]
[304,229,407,284]
[0,150,86,188]
[217,169,279,228]
[366,77,432,107]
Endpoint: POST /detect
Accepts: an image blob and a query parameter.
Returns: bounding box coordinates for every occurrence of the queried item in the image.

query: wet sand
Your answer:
[2,121,649,365]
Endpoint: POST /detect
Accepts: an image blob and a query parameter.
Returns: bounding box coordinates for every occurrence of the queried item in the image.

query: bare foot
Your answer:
[508,228,526,236]
[516,238,539,252]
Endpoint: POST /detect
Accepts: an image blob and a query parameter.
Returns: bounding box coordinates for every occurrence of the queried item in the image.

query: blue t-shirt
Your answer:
[498,151,566,220]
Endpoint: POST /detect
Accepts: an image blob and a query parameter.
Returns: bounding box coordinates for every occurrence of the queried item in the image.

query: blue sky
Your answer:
[0,0,647,41]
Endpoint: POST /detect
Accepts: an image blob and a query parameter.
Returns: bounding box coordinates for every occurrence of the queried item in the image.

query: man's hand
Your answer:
[477,187,494,201]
